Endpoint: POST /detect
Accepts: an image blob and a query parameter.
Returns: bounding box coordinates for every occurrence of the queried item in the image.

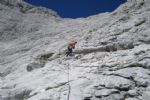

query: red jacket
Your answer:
[69,41,77,49]
[71,43,76,49]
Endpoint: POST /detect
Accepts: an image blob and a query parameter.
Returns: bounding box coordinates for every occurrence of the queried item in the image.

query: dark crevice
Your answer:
[125,63,147,69]
[26,53,54,72]
[96,84,130,93]
[106,74,134,81]
[95,93,120,99]
[108,62,148,71]
[26,61,45,72]
[84,98,91,100]
[0,70,11,78]
[3,89,32,100]
[134,19,146,26]
[45,82,69,91]
[36,53,54,61]
[139,39,150,44]
[26,42,135,68]
[139,57,150,61]
[74,43,134,54]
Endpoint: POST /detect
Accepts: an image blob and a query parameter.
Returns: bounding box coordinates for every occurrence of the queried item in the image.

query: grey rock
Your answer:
[95,89,119,98]
[142,92,150,100]
[125,98,139,100]
[96,75,134,90]
[0,0,150,100]
[128,89,138,96]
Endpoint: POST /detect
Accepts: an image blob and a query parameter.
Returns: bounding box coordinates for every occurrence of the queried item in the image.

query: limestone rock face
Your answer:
[0,0,150,100]
[0,0,60,41]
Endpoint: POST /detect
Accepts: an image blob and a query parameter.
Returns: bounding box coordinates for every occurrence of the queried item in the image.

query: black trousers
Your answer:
[66,47,72,56]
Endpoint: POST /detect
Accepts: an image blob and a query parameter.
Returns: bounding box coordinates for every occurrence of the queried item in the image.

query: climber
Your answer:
[66,41,77,57]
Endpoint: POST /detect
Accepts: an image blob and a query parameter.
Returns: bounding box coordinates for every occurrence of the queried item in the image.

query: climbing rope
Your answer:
[66,61,71,100]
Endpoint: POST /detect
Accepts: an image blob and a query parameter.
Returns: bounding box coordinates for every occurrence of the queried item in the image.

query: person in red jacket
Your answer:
[66,41,77,56]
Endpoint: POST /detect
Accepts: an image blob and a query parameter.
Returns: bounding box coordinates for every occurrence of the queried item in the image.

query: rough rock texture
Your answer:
[0,0,150,100]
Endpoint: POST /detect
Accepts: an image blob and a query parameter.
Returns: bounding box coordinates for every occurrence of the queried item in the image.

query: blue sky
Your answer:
[24,0,127,18]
